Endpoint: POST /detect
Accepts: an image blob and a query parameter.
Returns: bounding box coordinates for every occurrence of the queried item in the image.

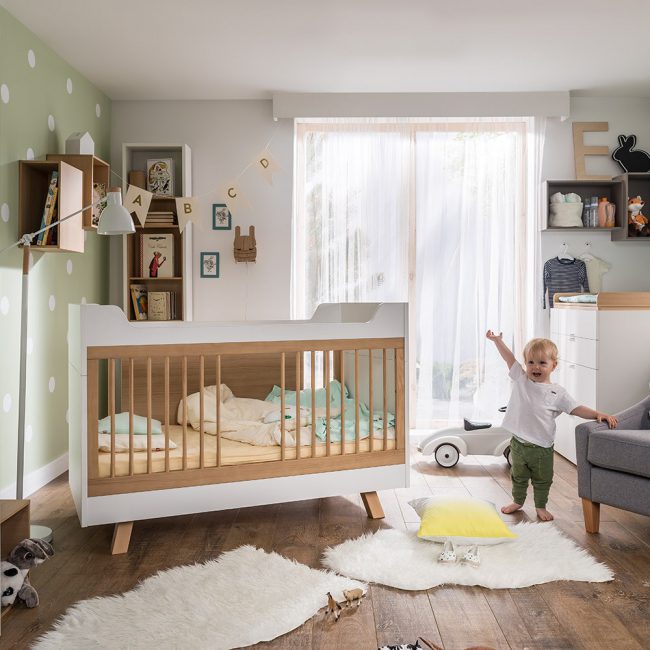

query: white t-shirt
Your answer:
[501,364,579,448]
[580,255,611,293]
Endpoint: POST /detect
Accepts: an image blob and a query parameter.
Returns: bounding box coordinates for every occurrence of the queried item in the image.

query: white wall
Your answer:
[110,100,294,321]
[542,97,650,297]
[111,96,650,327]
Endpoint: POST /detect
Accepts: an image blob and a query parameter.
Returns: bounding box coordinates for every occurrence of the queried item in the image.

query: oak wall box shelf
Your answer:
[121,144,193,322]
[544,179,626,238]
[611,172,650,242]
[19,160,84,252]
[46,154,110,231]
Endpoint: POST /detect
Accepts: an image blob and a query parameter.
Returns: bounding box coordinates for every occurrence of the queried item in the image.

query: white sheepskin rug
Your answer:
[322,523,613,590]
[34,545,365,649]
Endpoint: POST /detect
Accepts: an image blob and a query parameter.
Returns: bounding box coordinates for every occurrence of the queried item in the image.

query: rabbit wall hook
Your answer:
[233,225,257,262]
[611,134,650,172]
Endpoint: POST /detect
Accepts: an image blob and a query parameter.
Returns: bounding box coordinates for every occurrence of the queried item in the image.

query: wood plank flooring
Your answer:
[1,445,648,649]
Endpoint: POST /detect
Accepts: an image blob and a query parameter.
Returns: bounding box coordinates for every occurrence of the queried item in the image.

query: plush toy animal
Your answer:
[1,538,54,608]
[326,591,342,621]
[627,196,649,236]
[342,587,365,607]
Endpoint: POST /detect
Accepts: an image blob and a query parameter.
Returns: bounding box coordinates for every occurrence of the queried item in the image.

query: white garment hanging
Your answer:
[579,254,611,293]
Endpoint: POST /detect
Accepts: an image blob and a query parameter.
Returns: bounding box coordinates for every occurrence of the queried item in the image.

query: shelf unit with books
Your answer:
[18,160,84,252]
[45,154,110,230]
[121,143,192,322]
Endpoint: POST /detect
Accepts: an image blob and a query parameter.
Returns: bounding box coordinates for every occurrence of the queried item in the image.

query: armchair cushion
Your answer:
[587,429,650,479]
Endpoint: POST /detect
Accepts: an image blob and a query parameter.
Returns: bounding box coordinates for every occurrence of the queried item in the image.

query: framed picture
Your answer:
[200,252,220,278]
[146,158,174,197]
[212,203,232,230]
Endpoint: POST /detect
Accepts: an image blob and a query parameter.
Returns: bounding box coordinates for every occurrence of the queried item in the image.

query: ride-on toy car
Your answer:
[418,407,512,468]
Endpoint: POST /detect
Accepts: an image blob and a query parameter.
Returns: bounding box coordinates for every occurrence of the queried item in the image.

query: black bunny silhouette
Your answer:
[611,134,650,172]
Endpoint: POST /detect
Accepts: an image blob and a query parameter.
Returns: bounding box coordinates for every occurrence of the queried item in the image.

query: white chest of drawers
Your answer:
[550,294,650,463]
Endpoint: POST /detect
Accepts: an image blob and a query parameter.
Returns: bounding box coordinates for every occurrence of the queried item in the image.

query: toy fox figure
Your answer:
[326,592,342,621]
[627,196,648,236]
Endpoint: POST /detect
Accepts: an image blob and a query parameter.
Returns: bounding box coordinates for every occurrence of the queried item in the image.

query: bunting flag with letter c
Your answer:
[175,197,199,232]
[124,185,153,226]
[220,182,250,216]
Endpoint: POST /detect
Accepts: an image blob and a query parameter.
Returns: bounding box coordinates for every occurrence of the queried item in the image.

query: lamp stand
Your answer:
[16,244,53,543]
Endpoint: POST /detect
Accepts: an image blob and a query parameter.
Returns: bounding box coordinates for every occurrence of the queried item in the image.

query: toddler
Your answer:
[486,331,618,521]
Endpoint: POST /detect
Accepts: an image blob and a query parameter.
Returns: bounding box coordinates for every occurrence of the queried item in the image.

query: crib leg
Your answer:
[111,521,134,554]
[361,492,385,519]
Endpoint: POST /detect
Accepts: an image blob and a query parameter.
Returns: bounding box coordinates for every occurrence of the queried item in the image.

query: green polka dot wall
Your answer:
[0,6,111,494]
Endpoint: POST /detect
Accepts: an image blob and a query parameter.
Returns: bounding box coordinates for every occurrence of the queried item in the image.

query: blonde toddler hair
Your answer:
[523,338,558,363]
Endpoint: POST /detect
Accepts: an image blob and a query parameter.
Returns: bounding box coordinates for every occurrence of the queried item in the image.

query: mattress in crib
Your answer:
[97,424,396,478]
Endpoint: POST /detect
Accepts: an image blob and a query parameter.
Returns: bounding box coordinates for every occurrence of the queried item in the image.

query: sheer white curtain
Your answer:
[292,120,410,319]
[293,118,541,422]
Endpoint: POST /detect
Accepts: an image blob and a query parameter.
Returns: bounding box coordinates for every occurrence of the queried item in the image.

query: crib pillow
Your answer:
[409,495,517,545]
[98,433,177,452]
[265,380,349,407]
[98,412,162,435]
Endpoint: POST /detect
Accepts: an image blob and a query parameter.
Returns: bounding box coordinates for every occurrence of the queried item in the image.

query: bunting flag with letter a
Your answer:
[175,197,199,232]
[219,182,250,216]
[124,184,153,226]
[255,149,282,185]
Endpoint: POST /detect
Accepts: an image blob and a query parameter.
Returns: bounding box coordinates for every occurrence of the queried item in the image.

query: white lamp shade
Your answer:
[98,189,135,235]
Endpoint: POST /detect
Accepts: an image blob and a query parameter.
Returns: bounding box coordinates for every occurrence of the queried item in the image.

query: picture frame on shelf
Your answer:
[146,158,174,197]
[200,251,219,278]
[92,182,107,227]
[212,203,232,230]
[141,233,174,278]
[130,284,148,321]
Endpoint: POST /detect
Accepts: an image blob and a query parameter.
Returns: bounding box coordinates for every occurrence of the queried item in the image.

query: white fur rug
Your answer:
[34,546,365,649]
[323,523,613,590]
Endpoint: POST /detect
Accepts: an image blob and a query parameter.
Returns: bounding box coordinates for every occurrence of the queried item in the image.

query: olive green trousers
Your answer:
[509,436,554,508]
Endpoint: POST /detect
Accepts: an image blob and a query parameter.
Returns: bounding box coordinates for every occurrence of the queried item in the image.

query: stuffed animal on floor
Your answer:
[326,591,342,621]
[342,587,365,607]
[1,538,54,608]
[379,641,495,650]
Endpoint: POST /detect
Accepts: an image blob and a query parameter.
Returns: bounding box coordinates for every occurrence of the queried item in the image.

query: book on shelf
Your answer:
[130,284,148,321]
[140,233,174,278]
[148,291,169,321]
[45,203,58,245]
[145,211,175,225]
[37,171,59,245]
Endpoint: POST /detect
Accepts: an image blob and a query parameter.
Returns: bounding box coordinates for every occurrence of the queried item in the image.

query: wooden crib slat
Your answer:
[395,347,405,450]
[164,356,170,472]
[295,351,301,460]
[216,355,222,467]
[383,348,388,451]
[368,349,374,453]
[87,359,99,480]
[354,349,360,454]
[280,352,286,461]
[182,356,188,471]
[311,350,316,457]
[108,358,115,478]
[147,357,152,474]
[325,350,331,456]
[199,355,205,469]
[340,351,345,455]
[129,358,134,475]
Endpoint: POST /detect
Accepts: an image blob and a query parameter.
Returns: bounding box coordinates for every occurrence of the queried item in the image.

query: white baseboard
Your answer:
[0,452,68,499]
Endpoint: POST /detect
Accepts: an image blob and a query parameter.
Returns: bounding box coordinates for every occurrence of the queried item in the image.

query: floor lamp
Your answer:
[4,187,134,540]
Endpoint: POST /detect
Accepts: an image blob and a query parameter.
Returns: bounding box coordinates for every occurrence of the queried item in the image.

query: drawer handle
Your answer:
[569,364,576,370]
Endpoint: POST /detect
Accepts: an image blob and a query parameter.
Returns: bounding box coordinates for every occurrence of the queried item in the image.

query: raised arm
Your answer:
[485,330,516,369]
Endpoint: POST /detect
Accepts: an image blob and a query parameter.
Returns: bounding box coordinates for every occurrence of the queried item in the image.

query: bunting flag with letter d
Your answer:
[175,197,199,232]
[255,149,281,185]
[124,184,153,226]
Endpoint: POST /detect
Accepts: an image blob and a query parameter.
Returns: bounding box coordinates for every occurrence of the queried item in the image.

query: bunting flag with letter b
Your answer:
[175,197,199,232]
[124,185,153,226]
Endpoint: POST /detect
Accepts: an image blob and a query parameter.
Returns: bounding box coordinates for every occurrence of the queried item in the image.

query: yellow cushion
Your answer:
[409,496,517,546]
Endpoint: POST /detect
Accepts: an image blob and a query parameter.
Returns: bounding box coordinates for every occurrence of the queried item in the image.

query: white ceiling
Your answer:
[3,0,650,101]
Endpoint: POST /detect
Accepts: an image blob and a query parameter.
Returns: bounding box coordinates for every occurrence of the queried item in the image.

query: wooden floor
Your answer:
[2,445,649,649]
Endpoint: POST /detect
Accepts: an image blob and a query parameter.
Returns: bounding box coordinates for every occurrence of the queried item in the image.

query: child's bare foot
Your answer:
[536,507,554,521]
[501,502,523,514]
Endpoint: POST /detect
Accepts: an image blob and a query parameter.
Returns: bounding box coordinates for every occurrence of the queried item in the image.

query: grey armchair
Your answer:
[575,395,650,533]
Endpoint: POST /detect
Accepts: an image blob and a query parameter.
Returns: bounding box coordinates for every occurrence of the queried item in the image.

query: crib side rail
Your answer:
[86,337,405,495]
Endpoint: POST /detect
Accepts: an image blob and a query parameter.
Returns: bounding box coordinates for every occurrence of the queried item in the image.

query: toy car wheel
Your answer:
[504,445,511,467]
[434,443,460,468]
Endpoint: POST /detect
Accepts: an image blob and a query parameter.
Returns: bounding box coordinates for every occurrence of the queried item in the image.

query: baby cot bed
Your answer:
[68,303,408,553]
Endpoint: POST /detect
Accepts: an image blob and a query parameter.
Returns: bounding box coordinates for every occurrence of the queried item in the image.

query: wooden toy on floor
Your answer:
[326,591,342,621]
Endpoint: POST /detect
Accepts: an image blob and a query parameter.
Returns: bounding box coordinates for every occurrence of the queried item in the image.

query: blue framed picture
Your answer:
[212,203,232,230]
[200,252,219,278]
